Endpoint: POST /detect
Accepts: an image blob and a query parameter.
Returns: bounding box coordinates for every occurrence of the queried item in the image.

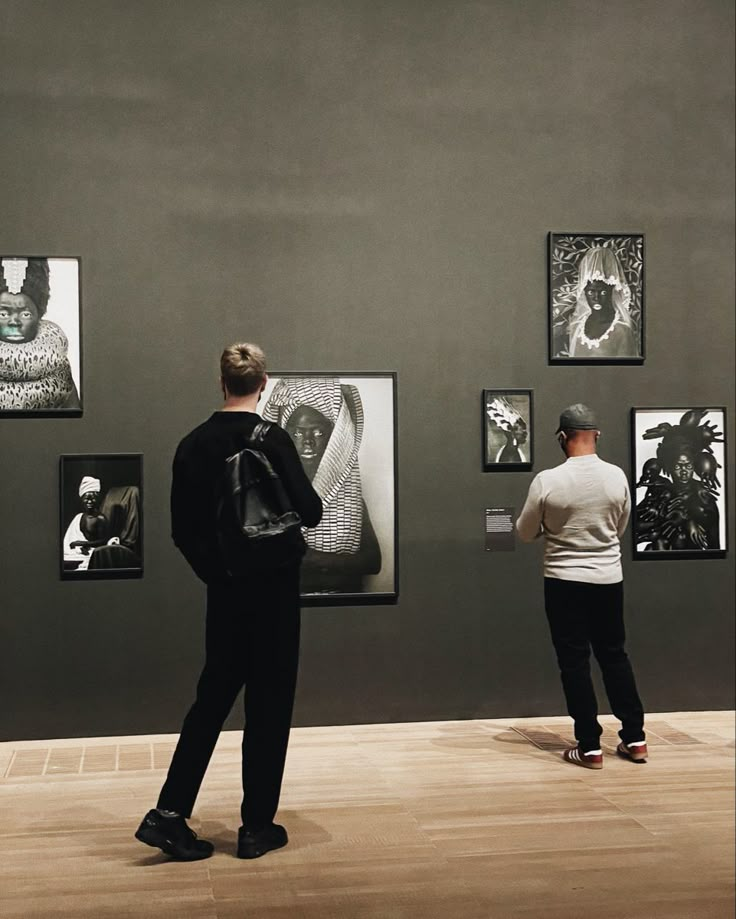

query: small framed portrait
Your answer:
[60,454,143,579]
[482,389,533,471]
[1,256,82,414]
[549,233,644,364]
[631,408,727,560]
[261,372,398,605]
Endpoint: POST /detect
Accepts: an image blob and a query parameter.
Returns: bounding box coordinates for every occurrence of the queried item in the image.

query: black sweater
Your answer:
[171,411,323,582]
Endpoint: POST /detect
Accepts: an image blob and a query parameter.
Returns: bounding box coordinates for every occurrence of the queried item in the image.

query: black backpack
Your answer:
[216,421,305,576]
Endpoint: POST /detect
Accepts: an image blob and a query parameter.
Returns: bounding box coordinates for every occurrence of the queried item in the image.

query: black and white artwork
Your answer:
[60,454,143,579]
[631,408,727,559]
[1,256,82,414]
[261,373,397,604]
[549,234,644,364]
[482,390,533,470]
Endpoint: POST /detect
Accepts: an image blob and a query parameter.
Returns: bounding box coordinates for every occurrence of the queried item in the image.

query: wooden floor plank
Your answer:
[0,712,733,919]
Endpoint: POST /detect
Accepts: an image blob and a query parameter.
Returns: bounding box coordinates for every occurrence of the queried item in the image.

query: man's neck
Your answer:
[566,445,597,458]
[221,394,260,413]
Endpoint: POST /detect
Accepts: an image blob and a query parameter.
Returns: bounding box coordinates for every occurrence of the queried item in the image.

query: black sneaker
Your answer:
[135,809,214,861]
[237,823,288,859]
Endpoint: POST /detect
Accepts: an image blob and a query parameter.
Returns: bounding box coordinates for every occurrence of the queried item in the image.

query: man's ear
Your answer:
[220,377,228,399]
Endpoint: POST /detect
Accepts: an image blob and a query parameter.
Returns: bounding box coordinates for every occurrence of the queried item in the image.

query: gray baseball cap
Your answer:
[555,403,599,434]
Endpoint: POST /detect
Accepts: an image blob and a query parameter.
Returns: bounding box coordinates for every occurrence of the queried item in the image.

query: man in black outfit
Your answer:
[136,342,322,860]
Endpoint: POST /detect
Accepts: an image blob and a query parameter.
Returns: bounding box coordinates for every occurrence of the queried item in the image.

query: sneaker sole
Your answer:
[563,751,603,770]
[135,826,213,861]
[237,837,288,860]
[616,748,647,764]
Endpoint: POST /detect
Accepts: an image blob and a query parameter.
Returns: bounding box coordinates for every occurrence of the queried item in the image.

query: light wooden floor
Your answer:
[1,712,733,919]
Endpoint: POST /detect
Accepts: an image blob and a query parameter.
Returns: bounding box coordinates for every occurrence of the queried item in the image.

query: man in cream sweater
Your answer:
[516,404,646,769]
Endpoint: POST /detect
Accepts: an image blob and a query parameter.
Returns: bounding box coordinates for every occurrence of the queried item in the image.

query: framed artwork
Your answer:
[631,408,727,560]
[261,372,398,605]
[1,256,82,415]
[60,454,143,579]
[548,233,644,364]
[482,389,533,471]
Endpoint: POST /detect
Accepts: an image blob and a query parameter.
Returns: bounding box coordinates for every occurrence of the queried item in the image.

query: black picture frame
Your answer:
[548,233,645,365]
[1,255,83,416]
[60,453,143,580]
[261,372,398,606]
[631,407,727,560]
[482,389,533,471]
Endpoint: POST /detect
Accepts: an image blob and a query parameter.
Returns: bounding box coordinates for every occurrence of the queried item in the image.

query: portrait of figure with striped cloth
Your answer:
[262,373,397,602]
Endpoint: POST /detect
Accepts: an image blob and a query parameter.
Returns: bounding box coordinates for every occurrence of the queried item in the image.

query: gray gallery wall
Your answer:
[1,0,733,740]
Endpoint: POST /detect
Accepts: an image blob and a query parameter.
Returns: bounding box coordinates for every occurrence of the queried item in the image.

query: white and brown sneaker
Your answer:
[562,746,603,769]
[617,741,648,763]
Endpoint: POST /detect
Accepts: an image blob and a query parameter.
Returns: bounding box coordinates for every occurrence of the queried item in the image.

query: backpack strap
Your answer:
[250,420,272,444]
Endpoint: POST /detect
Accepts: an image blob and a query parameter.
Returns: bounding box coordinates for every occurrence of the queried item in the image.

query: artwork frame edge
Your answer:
[629,406,728,561]
[547,232,646,366]
[481,388,534,472]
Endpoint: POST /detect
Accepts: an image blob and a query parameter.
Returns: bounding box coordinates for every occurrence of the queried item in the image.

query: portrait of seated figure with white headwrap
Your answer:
[62,470,142,573]
[549,235,644,361]
[262,377,382,595]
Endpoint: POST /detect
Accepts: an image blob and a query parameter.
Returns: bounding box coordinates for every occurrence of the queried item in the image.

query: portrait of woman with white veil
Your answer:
[261,373,397,604]
[549,234,644,363]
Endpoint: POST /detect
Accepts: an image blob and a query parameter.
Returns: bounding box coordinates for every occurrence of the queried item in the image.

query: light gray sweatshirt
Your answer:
[516,454,631,584]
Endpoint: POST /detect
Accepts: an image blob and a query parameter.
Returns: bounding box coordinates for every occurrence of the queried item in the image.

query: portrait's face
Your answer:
[0,292,40,343]
[511,421,528,444]
[286,406,334,479]
[672,454,694,487]
[81,491,101,512]
[584,280,614,313]
[641,459,661,483]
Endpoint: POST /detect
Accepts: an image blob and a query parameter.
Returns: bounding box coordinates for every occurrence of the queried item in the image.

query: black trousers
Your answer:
[544,577,645,753]
[157,568,301,830]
